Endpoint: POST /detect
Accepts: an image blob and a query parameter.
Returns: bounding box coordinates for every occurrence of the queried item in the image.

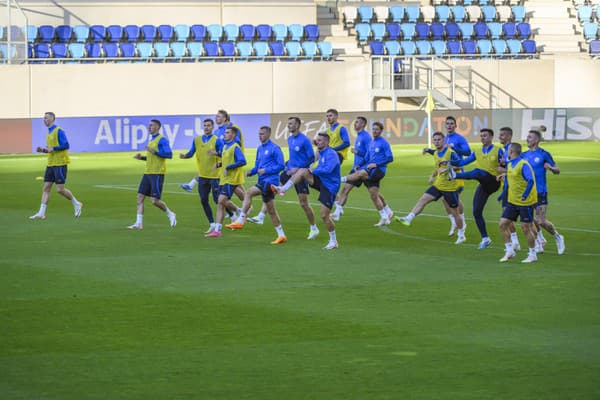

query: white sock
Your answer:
[384,205,392,215]
[165,207,174,216]
[136,213,143,225]
[460,213,466,226]
[378,209,387,218]
[553,231,561,239]
[39,204,47,215]
[336,204,344,214]
[70,197,79,206]
[282,180,294,192]
[329,230,337,242]
[310,224,318,231]
[537,230,545,241]
[257,211,265,220]
[511,232,518,243]
[458,228,465,237]
[505,242,513,252]
[406,212,416,222]
[275,225,285,237]
[529,248,537,257]
[237,212,246,223]
[215,223,222,232]
[188,178,197,188]
[448,214,456,226]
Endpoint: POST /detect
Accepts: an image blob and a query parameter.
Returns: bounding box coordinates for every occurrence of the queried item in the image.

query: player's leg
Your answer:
[248,203,268,224]
[472,184,493,248]
[227,185,260,228]
[331,183,355,221]
[499,215,517,262]
[30,179,53,219]
[207,185,232,237]
[148,174,176,227]
[441,197,458,236]
[396,189,437,226]
[271,168,313,194]
[128,175,149,229]
[377,192,394,220]
[535,200,564,254]
[265,196,286,244]
[369,186,389,227]
[180,175,199,192]
[445,192,465,244]
[52,166,82,217]
[298,192,319,240]
[198,178,216,233]
[321,203,338,250]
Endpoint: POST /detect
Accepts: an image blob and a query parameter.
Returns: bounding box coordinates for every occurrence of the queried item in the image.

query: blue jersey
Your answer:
[286,132,315,171]
[362,136,393,174]
[522,147,556,193]
[353,130,371,169]
[445,132,471,157]
[248,140,285,185]
[313,147,341,195]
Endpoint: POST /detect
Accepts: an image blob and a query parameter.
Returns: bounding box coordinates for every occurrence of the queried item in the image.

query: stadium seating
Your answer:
[269,41,285,57]
[187,42,203,58]
[318,41,333,60]
[26,25,37,43]
[170,42,187,58]
[220,42,236,57]
[583,22,599,41]
[272,24,288,41]
[371,23,386,41]
[369,41,385,55]
[124,25,140,42]
[285,41,302,59]
[38,25,55,43]
[90,25,107,42]
[240,24,255,41]
[190,24,206,41]
[56,25,72,43]
[224,24,239,42]
[253,41,269,59]
[257,25,272,41]
[207,24,223,42]
[389,6,405,23]
[386,23,401,40]
[236,41,253,59]
[431,40,447,55]
[158,25,174,42]
[174,24,190,42]
[385,40,401,56]
[103,42,119,58]
[68,43,85,59]
[590,40,600,57]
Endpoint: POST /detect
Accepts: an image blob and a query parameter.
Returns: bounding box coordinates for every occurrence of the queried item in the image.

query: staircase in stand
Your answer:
[526,0,582,53]
[316,4,364,59]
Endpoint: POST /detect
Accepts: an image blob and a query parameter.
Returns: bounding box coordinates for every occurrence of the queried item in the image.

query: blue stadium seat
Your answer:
[38,25,55,43]
[240,24,255,41]
[384,40,401,56]
[522,39,536,54]
[302,41,318,58]
[356,23,371,42]
[305,24,319,41]
[68,43,85,59]
[256,24,272,41]
[462,39,477,54]
[447,40,462,54]
[477,39,492,55]
[451,5,467,23]
[474,22,489,39]
[86,43,103,58]
[481,6,497,22]
[26,25,38,43]
[492,39,507,55]
[371,23,386,41]
[512,5,526,23]
[174,24,190,42]
[90,25,107,42]
[503,22,517,39]
[107,25,123,43]
[506,39,522,54]
[269,41,285,57]
[55,25,72,43]
[479,0,492,5]
[400,40,416,55]
[103,42,119,58]
[288,24,303,41]
[578,5,593,23]
[0,44,15,59]
[517,22,531,39]
[207,24,223,42]
[272,24,287,41]
[34,43,51,59]
[445,22,460,40]
[10,25,22,41]
[224,24,239,42]
[317,41,333,60]
[389,6,405,23]
[415,22,430,40]
[141,25,157,42]
[190,24,206,41]
[436,5,451,23]
[431,22,444,40]
[487,22,503,40]
[583,22,599,41]
[369,41,386,55]
[400,23,416,40]
[431,40,447,55]
[589,39,600,55]
[136,42,153,58]
[416,40,432,55]
[358,6,374,23]
[153,42,170,59]
[458,22,474,39]
[28,43,34,58]
[53,43,68,58]
[285,41,302,59]
[158,25,173,42]
[386,23,401,40]
[187,42,203,57]
[236,41,253,59]
[124,25,140,42]
[462,0,474,5]
[120,42,136,58]
[220,42,236,57]
[253,41,269,58]
[0,26,4,42]
[170,42,187,58]
[405,6,420,23]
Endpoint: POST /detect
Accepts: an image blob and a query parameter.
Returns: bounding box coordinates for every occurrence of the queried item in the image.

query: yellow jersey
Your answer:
[221,142,245,185]
[507,158,537,206]
[327,123,349,161]
[145,134,167,174]
[433,147,460,192]
[46,126,70,166]
[475,145,500,176]
[194,134,221,179]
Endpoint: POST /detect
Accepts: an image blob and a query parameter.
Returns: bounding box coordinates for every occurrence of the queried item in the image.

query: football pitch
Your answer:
[1,142,599,399]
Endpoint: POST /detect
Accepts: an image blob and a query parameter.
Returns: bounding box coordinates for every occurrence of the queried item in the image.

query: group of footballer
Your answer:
[31,109,565,260]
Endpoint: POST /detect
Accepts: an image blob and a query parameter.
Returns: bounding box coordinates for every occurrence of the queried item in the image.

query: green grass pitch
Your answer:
[1,142,599,399]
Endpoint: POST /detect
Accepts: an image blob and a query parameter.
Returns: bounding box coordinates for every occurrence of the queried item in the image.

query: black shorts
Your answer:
[426,186,460,208]
[480,173,501,194]
[280,171,309,195]
[138,174,164,199]
[536,192,548,207]
[502,202,535,223]
[309,175,336,209]
[255,182,276,203]
[44,165,68,184]
[365,167,386,189]
[347,167,363,187]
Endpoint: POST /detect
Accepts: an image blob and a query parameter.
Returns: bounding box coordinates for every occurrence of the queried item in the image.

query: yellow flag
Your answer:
[425,91,435,114]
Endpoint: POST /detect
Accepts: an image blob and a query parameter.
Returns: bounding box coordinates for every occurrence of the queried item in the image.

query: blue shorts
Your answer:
[426,186,460,208]
[364,167,386,189]
[536,192,548,207]
[347,167,363,188]
[138,174,164,199]
[44,165,68,184]
[218,183,238,199]
[502,202,535,223]
[310,175,336,210]
[281,171,309,195]
[256,182,276,203]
